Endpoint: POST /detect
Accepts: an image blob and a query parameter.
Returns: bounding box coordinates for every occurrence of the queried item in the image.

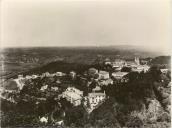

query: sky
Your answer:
[0,0,171,54]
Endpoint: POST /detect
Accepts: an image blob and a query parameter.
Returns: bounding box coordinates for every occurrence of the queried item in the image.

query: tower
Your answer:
[135,57,140,65]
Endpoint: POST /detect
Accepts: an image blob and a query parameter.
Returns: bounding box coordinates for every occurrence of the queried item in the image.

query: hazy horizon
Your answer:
[0,0,171,54]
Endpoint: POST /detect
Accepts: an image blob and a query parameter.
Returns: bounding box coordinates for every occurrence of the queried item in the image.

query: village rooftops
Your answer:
[112,72,128,79]
[160,69,168,74]
[99,71,109,74]
[92,86,101,91]
[98,70,109,79]
[66,87,83,96]
[63,91,82,100]
[88,92,105,97]
[112,72,128,76]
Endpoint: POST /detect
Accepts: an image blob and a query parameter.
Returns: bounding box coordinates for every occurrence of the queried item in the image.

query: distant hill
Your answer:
[2,46,170,79]
[22,61,91,76]
[150,56,171,69]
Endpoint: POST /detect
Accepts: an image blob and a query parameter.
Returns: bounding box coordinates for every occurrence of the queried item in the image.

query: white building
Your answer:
[55,72,64,77]
[14,78,25,90]
[40,85,48,91]
[32,75,39,79]
[98,71,109,80]
[92,86,101,92]
[87,92,106,110]
[40,117,48,123]
[160,69,168,74]
[112,59,126,68]
[18,74,24,79]
[104,58,111,65]
[62,87,83,106]
[51,87,59,91]
[132,65,150,73]
[112,72,128,79]
[99,79,113,86]
[25,75,32,79]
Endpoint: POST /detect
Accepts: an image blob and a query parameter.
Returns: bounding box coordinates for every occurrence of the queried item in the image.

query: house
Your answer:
[112,72,128,79]
[41,72,51,77]
[112,59,126,68]
[98,71,109,80]
[62,87,83,106]
[132,65,150,73]
[104,58,111,65]
[18,74,24,79]
[99,79,113,86]
[92,86,101,92]
[25,75,32,79]
[55,120,64,126]
[51,87,59,91]
[86,92,106,110]
[14,78,25,90]
[113,67,122,72]
[160,69,168,74]
[32,74,39,79]
[112,72,129,83]
[55,72,64,77]
[40,85,48,91]
[40,116,48,123]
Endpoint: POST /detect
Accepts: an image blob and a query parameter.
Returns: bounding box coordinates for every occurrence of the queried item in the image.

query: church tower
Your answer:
[135,57,140,65]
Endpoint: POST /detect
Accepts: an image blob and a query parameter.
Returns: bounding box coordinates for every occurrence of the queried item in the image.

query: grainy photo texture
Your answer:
[0,0,171,127]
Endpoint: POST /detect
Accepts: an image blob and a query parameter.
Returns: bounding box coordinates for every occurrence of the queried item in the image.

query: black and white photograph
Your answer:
[0,0,171,127]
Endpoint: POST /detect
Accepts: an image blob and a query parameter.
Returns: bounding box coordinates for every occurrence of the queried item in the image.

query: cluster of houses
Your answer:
[1,56,170,114]
[61,86,106,113]
[58,57,171,112]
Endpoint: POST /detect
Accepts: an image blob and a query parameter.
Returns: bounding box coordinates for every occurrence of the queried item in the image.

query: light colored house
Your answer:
[14,78,25,90]
[32,74,39,79]
[40,116,48,123]
[98,71,109,80]
[41,72,50,77]
[40,85,48,91]
[66,87,83,96]
[25,75,32,79]
[92,86,101,92]
[112,72,128,79]
[104,58,111,65]
[55,72,64,76]
[112,59,126,68]
[51,87,59,91]
[132,65,150,73]
[160,69,168,74]
[114,67,122,72]
[99,79,113,86]
[69,71,76,79]
[87,92,106,110]
[62,87,83,106]
[18,74,24,79]
[126,61,137,68]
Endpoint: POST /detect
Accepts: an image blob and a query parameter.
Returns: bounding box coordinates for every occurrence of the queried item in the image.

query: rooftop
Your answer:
[64,91,82,100]
[112,72,128,76]
[88,92,105,97]
[99,71,109,74]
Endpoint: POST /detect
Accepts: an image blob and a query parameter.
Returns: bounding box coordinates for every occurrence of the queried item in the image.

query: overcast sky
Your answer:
[0,0,171,53]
